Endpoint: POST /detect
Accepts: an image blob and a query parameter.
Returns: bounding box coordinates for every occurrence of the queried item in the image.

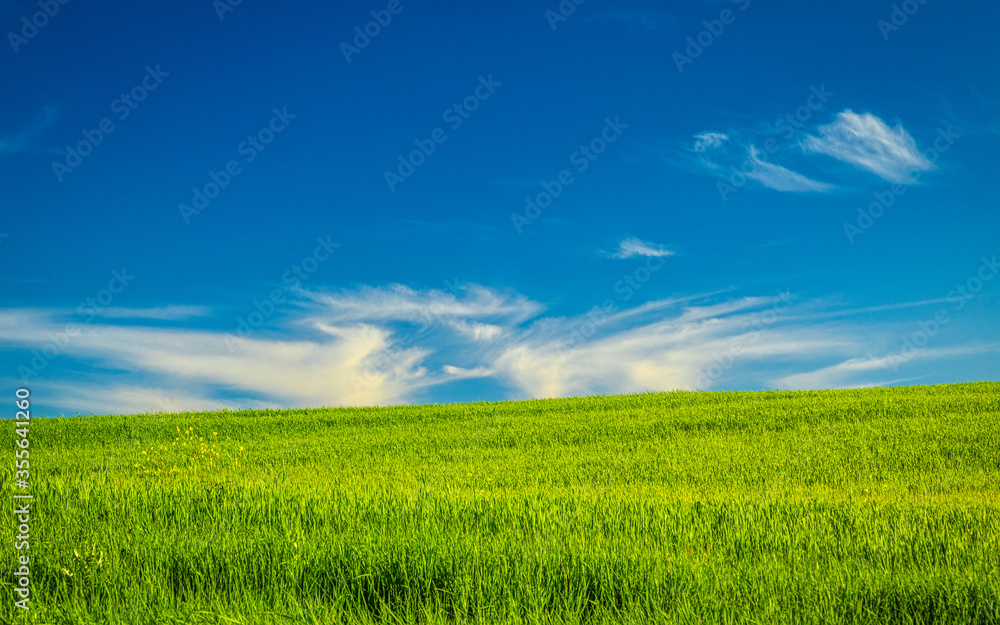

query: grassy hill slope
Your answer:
[3,383,999,623]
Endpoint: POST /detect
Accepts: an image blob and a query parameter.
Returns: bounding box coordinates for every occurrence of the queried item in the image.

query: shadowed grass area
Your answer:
[3,382,999,623]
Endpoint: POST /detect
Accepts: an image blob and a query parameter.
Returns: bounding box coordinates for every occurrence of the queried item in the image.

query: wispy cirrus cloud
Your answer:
[41,383,255,416]
[94,306,212,321]
[801,110,934,183]
[778,343,1000,390]
[302,283,542,325]
[693,131,728,152]
[679,108,937,193]
[1,285,992,414]
[743,145,835,192]
[491,296,847,398]
[0,105,58,157]
[0,284,542,412]
[608,237,674,259]
[0,307,429,408]
[683,128,834,194]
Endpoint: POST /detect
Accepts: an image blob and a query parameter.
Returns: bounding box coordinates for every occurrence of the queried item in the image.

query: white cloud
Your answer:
[490,296,849,398]
[0,284,535,413]
[442,365,494,379]
[686,132,834,193]
[303,283,542,325]
[778,343,1000,390]
[610,237,675,259]
[802,110,934,183]
[684,109,938,192]
[778,355,903,390]
[744,145,835,192]
[41,383,250,416]
[693,132,728,152]
[0,309,435,410]
[3,284,995,414]
[446,319,505,342]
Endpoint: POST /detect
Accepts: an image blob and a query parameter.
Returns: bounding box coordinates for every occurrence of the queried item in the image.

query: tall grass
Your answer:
[3,383,999,623]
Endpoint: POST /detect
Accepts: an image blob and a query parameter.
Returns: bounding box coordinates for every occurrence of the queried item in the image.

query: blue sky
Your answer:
[1,0,998,415]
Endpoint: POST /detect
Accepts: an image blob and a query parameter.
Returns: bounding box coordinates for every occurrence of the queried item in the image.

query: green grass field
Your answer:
[3,382,999,624]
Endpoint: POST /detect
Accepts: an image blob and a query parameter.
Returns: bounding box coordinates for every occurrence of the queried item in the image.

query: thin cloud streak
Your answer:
[0,106,58,157]
[744,145,835,192]
[609,237,675,259]
[778,343,1000,390]
[302,284,543,325]
[95,306,212,321]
